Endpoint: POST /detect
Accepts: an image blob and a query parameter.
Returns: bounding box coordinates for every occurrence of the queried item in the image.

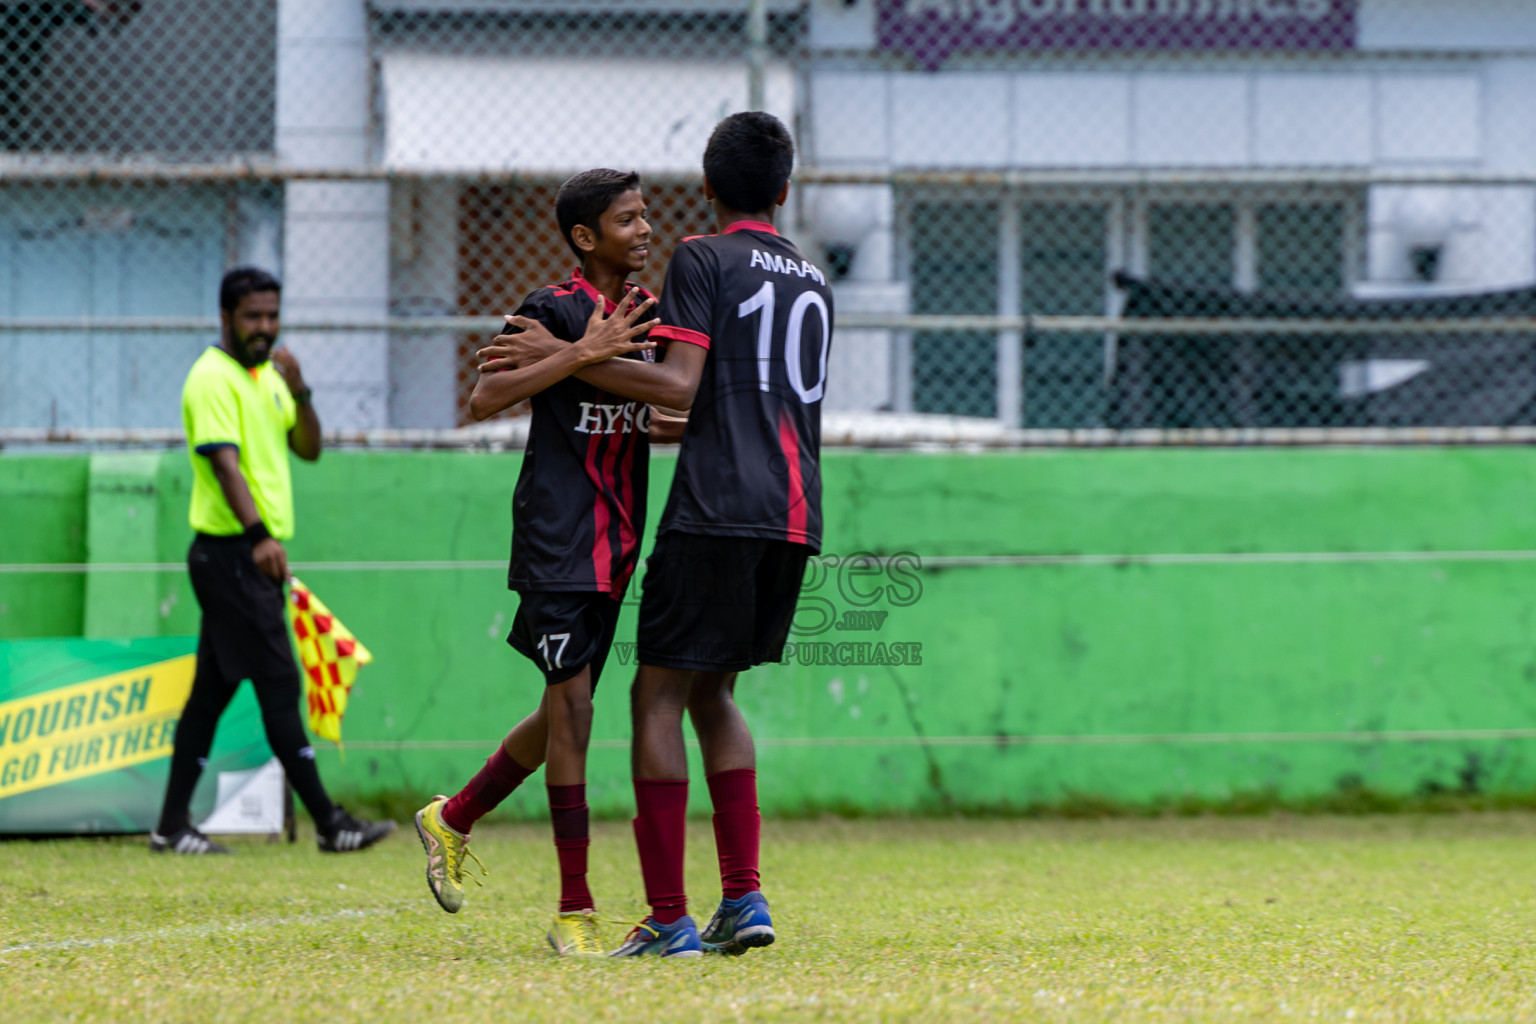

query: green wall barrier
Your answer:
[0,455,88,638]
[6,446,1536,817]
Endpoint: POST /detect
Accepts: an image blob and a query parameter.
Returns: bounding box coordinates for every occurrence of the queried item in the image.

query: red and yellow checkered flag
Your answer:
[287,577,372,749]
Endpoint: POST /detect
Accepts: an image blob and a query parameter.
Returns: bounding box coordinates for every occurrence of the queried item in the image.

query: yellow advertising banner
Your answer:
[0,655,194,800]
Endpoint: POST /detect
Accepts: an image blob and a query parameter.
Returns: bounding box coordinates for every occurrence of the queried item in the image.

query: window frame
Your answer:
[897,183,1366,425]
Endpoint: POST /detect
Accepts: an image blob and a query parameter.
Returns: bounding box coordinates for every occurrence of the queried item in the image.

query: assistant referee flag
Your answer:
[287,578,372,748]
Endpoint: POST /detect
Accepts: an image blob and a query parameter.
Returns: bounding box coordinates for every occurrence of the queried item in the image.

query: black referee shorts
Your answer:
[188,534,297,684]
[637,531,812,673]
[506,590,624,690]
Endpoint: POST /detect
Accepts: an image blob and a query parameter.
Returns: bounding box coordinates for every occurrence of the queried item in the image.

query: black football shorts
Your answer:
[637,531,812,672]
[507,590,624,689]
[188,534,298,684]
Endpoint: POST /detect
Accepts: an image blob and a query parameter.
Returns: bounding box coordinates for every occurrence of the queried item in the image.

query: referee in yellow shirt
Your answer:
[151,267,395,855]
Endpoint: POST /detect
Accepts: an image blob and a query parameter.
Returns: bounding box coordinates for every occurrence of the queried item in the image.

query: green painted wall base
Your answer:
[6,446,1536,817]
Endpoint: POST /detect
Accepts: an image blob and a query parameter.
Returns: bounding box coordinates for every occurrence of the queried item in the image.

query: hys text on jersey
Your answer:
[749,249,827,286]
[574,400,650,435]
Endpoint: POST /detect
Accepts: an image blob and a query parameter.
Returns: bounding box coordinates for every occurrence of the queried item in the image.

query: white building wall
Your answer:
[800,0,1536,413]
[807,0,1536,307]
[1360,0,1536,291]
[1013,74,1130,166]
[1252,73,1372,166]
[1474,57,1536,288]
[811,67,1496,172]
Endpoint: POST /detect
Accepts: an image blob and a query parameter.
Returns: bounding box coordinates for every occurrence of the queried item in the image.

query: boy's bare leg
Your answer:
[545,671,593,785]
[687,671,752,774]
[501,695,551,772]
[632,664,694,778]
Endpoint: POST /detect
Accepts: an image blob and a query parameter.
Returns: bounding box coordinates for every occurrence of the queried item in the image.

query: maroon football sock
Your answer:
[632,778,689,925]
[548,783,593,914]
[441,746,534,835]
[707,768,761,900]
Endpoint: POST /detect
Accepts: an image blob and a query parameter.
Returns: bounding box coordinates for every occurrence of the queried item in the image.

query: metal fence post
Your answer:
[747,0,767,112]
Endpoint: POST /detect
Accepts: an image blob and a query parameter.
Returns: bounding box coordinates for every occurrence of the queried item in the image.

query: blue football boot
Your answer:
[700,891,775,955]
[607,914,705,959]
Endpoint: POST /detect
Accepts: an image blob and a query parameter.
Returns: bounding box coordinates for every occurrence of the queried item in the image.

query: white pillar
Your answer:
[387,180,461,428]
[819,185,907,414]
[1479,58,1536,289]
[995,193,1021,428]
[276,0,390,430]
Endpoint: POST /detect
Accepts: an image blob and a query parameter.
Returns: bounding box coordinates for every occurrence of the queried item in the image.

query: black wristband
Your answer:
[292,387,312,407]
[243,520,272,545]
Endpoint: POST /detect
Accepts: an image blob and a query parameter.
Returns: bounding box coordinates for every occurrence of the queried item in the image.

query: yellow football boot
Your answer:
[547,909,605,958]
[413,796,484,913]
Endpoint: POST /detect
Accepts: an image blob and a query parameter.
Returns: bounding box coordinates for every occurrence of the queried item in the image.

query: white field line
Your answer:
[11,550,1536,574]
[338,729,1536,753]
[924,550,1536,568]
[0,560,506,574]
[0,905,407,956]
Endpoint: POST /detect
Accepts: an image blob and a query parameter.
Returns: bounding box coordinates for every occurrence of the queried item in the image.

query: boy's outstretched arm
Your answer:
[573,340,705,411]
[469,298,657,420]
[479,314,705,411]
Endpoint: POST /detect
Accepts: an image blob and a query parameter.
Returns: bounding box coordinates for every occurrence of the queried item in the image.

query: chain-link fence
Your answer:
[3,0,1535,445]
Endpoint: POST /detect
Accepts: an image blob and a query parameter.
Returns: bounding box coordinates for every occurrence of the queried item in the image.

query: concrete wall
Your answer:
[9,445,1536,816]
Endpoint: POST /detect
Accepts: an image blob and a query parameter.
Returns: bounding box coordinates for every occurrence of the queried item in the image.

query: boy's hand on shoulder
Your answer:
[571,289,659,366]
[478,316,565,372]
[475,342,521,374]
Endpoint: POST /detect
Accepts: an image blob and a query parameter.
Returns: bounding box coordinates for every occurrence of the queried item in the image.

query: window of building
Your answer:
[900,188,1361,425]
[1148,204,1235,288]
[1021,202,1112,428]
[1257,204,1345,294]
[908,200,999,419]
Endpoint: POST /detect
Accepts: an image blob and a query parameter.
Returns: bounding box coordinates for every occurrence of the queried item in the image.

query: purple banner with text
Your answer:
[879,0,1358,70]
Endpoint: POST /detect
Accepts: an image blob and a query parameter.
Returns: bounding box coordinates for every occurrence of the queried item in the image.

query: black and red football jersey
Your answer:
[506,268,656,595]
[649,221,833,551]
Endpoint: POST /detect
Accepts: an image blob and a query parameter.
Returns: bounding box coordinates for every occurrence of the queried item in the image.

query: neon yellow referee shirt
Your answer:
[183,346,298,539]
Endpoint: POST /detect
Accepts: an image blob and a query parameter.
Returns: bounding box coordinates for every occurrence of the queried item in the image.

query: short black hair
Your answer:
[702,112,794,214]
[555,169,642,259]
[220,266,281,314]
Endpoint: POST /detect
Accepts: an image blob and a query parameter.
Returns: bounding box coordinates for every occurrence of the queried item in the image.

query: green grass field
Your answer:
[5,814,1536,1022]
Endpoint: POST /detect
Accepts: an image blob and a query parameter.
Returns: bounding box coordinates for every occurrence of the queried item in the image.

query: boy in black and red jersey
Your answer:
[618,111,830,959]
[413,169,690,958]
[492,113,830,959]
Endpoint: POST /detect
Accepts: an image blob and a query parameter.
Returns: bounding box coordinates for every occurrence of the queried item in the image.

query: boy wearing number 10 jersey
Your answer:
[615,111,833,958]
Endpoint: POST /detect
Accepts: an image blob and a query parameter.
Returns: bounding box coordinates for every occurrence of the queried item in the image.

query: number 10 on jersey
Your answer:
[737,281,831,404]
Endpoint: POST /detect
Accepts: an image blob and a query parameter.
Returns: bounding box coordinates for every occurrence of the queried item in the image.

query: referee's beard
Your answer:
[227,328,275,368]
